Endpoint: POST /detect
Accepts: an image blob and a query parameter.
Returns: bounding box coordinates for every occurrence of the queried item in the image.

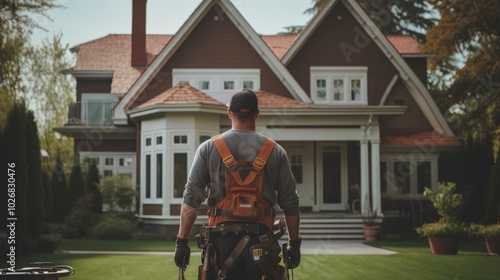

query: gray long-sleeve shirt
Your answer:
[183,130,299,216]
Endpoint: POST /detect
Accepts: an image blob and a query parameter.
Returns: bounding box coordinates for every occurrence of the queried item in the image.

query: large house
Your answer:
[56,0,458,236]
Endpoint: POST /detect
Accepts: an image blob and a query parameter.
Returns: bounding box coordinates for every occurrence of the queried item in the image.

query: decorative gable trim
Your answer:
[113,0,311,125]
[282,0,453,136]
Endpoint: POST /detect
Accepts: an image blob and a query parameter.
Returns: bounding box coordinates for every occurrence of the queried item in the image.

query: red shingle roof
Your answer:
[69,34,425,95]
[134,82,223,109]
[381,131,459,146]
[256,91,311,109]
[386,35,425,55]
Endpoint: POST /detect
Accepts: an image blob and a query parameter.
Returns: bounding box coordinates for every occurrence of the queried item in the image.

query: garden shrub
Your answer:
[92,214,135,240]
[38,233,62,252]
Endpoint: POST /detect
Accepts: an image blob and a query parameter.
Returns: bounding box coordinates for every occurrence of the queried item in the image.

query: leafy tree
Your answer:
[424,1,500,141]
[67,164,86,209]
[0,0,61,127]
[25,110,45,239]
[304,0,437,43]
[85,159,103,214]
[51,158,68,223]
[23,33,75,168]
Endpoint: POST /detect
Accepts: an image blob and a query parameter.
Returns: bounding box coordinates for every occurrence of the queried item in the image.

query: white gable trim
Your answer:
[113,0,311,125]
[282,0,453,136]
[217,0,311,104]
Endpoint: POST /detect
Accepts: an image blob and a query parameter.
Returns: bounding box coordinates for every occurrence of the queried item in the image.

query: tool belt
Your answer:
[197,220,287,280]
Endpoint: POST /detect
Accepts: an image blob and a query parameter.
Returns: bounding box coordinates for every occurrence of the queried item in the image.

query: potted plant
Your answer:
[471,223,500,255]
[415,182,469,255]
[361,195,379,241]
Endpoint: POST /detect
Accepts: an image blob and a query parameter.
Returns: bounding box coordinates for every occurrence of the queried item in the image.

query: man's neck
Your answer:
[232,122,255,131]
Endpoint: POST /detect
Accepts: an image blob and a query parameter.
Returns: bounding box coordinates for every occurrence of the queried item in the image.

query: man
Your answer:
[174,89,301,279]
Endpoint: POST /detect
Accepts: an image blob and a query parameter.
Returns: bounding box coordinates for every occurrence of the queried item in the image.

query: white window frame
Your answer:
[172,69,261,104]
[142,131,166,203]
[310,67,368,105]
[380,154,438,197]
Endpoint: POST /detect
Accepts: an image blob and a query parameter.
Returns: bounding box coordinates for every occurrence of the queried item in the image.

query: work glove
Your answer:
[287,237,301,269]
[174,237,191,267]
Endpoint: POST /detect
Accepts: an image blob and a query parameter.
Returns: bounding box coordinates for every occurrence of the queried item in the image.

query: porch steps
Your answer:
[295,215,365,240]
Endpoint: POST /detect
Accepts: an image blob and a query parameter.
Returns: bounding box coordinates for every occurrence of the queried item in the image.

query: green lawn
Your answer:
[15,239,499,280]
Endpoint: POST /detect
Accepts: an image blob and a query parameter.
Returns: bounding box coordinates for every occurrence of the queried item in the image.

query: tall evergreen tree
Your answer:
[51,158,68,223]
[304,0,437,43]
[42,169,53,223]
[67,164,85,209]
[86,160,102,214]
[2,103,28,238]
[25,110,45,238]
[485,149,500,224]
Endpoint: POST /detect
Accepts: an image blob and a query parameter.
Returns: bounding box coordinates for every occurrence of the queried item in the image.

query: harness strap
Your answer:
[216,235,251,280]
[212,135,276,185]
[208,207,276,217]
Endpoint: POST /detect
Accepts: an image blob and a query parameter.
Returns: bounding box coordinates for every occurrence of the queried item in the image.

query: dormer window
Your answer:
[311,67,367,105]
[172,68,260,104]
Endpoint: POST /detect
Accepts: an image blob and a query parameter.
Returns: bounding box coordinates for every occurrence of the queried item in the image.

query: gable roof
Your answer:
[281,0,452,136]
[113,0,312,124]
[66,33,423,96]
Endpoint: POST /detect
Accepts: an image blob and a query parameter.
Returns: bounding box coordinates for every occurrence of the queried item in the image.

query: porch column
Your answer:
[360,139,369,214]
[371,140,382,216]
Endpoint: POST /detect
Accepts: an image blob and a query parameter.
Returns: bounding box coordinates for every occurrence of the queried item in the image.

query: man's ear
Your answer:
[227,108,233,119]
[255,109,260,119]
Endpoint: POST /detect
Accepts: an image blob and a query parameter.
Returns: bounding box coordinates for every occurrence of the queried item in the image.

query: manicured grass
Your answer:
[15,239,499,280]
[60,239,175,251]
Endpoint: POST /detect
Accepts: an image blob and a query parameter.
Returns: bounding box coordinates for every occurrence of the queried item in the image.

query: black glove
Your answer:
[174,237,191,267]
[287,237,301,269]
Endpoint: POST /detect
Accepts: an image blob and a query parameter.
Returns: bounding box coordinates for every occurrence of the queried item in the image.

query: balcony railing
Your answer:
[67,101,115,126]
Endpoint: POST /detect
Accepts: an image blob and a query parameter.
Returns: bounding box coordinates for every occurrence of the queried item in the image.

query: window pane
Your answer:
[243,81,254,89]
[380,161,387,193]
[417,161,431,194]
[103,170,113,177]
[119,157,133,167]
[199,81,210,90]
[291,155,303,184]
[146,138,152,146]
[156,136,162,145]
[333,79,344,101]
[351,79,361,101]
[156,154,163,198]
[174,153,188,198]
[105,157,114,166]
[181,135,187,143]
[199,135,211,145]
[316,79,326,101]
[224,81,235,90]
[146,154,151,199]
[394,161,411,194]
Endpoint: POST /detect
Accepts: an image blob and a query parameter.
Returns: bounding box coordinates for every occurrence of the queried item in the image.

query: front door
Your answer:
[317,142,347,211]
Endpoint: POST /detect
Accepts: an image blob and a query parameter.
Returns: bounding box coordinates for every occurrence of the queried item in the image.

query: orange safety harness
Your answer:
[208,134,276,230]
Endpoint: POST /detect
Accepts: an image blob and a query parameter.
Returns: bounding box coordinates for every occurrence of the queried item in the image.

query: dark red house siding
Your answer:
[136,4,293,105]
[73,139,136,153]
[382,80,433,135]
[76,79,112,101]
[286,1,399,106]
[404,57,428,86]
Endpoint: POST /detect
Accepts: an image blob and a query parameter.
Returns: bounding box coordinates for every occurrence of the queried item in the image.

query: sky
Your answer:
[31,0,315,48]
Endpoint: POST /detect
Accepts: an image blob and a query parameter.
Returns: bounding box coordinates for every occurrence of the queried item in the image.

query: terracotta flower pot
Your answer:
[363,225,379,241]
[485,238,500,255]
[428,237,459,255]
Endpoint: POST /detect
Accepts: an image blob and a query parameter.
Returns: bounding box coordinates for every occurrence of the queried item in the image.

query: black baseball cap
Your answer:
[227,89,258,113]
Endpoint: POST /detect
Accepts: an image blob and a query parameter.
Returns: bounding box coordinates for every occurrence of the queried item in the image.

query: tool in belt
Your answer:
[196,219,288,280]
